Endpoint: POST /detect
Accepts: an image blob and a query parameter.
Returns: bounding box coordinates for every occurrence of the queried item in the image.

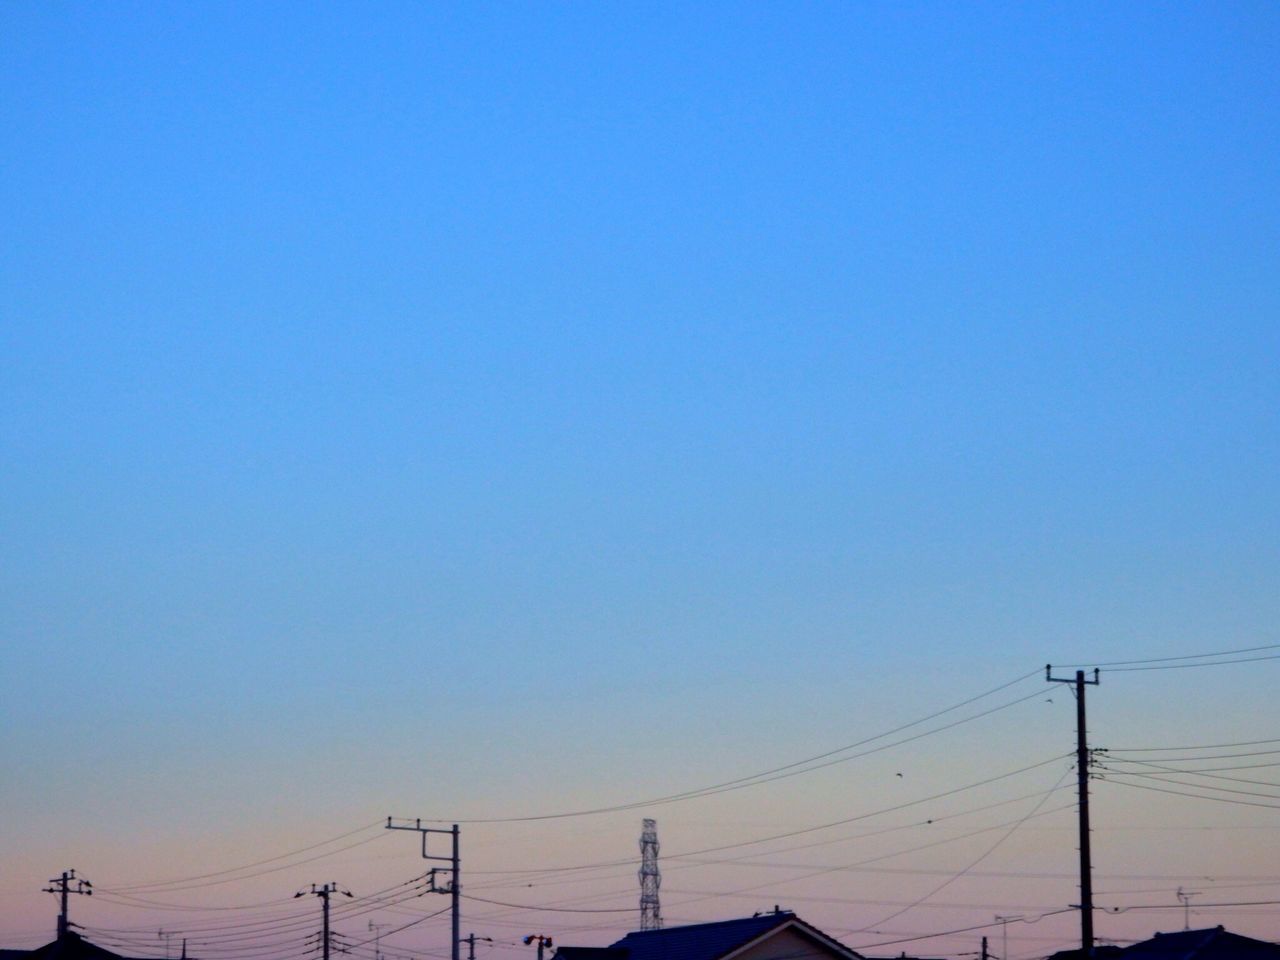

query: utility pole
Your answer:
[368,922,389,960]
[462,934,492,960]
[297,883,352,960]
[982,937,990,960]
[43,870,92,939]
[523,935,553,960]
[1047,666,1100,956]
[387,819,460,960]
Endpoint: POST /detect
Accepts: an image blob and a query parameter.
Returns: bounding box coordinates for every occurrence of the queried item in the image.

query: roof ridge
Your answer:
[617,912,794,938]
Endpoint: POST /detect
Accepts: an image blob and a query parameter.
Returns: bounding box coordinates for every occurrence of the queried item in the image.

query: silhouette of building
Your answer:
[551,910,864,960]
[1047,926,1279,960]
[0,931,156,960]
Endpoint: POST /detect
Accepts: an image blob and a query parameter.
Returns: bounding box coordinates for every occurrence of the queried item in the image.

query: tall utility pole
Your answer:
[639,819,661,931]
[297,883,351,960]
[43,870,92,938]
[462,934,491,960]
[1047,666,1100,955]
[387,819,460,960]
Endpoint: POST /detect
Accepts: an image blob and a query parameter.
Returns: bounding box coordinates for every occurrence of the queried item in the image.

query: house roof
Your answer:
[0,933,151,960]
[1118,928,1280,960]
[585,912,862,960]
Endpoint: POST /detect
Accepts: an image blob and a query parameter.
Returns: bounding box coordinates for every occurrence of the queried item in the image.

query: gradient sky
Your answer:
[2,3,1278,960]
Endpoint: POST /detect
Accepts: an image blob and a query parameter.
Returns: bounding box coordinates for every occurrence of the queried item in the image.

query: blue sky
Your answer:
[2,3,1278,958]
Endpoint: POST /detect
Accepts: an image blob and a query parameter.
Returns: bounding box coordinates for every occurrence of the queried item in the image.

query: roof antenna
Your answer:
[1177,887,1200,930]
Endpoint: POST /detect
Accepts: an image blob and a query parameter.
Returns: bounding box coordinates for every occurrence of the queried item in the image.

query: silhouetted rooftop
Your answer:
[1119,928,1280,960]
[553,911,862,960]
[0,932,152,960]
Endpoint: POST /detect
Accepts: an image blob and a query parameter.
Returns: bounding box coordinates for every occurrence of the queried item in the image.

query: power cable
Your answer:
[457,752,1074,923]
[666,754,1072,862]
[342,905,451,949]
[660,803,1074,914]
[1056,644,1280,669]
[1105,655,1280,672]
[1099,777,1280,810]
[408,670,1046,823]
[1099,737,1280,753]
[471,780,1077,900]
[848,909,1076,949]
[461,895,635,914]
[847,766,1073,932]
[82,874,433,954]
[1096,769,1280,801]
[96,832,392,896]
[1098,756,1280,789]
[1103,899,1280,913]
[106,822,386,892]
[1099,748,1280,763]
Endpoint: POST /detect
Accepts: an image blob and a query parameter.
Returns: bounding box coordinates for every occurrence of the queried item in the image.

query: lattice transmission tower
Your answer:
[639,818,662,931]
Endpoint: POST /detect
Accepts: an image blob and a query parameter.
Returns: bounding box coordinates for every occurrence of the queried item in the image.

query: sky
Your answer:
[1,3,1278,960]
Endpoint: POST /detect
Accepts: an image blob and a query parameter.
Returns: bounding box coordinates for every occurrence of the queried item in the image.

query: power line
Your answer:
[413,781,1052,936]
[1103,899,1280,913]
[460,753,1073,904]
[1099,776,1280,810]
[1056,644,1280,668]
[1099,748,1280,764]
[86,875,430,937]
[1104,655,1280,672]
[97,832,391,896]
[404,670,1046,823]
[663,888,1062,913]
[1098,756,1280,789]
[1099,737,1280,753]
[107,822,386,893]
[1096,770,1280,801]
[344,906,452,949]
[1097,760,1280,776]
[440,840,1280,930]
[662,785,1077,873]
[80,879,435,960]
[461,895,635,914]
[847,766,1074,933]
[466,785,1082,909]
[81,895,445,960]
[88,890,300,914]
[660,804,1074,916]
[643,754,1073,863]
[848,909,1076,949]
